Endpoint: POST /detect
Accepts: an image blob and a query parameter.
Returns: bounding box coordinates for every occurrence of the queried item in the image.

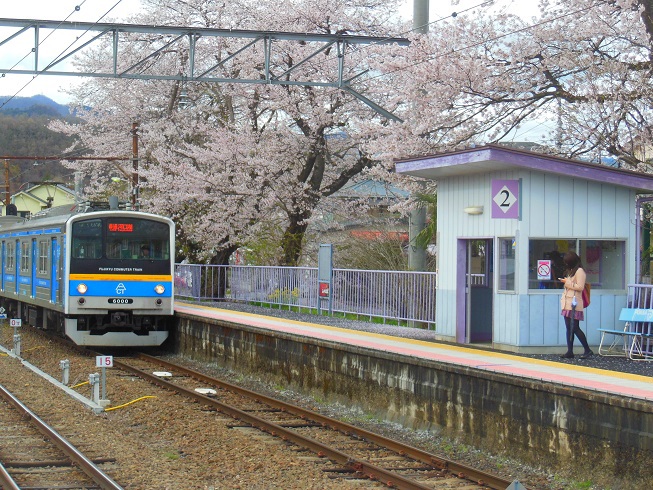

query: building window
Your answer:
[529,239,625,290]
[498,237,516,292]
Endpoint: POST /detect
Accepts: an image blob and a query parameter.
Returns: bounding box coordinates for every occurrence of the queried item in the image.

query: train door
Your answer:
[31,238,37,298]
[456,238,493,344]
[50,237,59,303]
[1,241,4,292]
[14,239,19,295]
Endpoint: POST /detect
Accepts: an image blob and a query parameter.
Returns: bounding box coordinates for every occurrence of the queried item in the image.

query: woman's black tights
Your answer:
[564,315,590,354]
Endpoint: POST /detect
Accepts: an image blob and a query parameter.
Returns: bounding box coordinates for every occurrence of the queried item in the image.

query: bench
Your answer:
[598,308,653,361]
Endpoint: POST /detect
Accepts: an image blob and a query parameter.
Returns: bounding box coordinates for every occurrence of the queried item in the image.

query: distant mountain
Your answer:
[0,95,69,117]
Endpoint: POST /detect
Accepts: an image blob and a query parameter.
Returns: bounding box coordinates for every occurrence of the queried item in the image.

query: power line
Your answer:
[0,0,126,109]
[359,0,608,86]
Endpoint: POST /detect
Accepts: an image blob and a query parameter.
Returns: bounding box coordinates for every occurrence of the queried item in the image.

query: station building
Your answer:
[395,145,653,352]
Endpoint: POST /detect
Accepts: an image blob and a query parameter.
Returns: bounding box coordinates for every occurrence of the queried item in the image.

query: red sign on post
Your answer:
[319,282,330,298]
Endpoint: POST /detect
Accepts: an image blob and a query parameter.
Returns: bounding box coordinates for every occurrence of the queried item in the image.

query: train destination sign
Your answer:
[108,223,134,232]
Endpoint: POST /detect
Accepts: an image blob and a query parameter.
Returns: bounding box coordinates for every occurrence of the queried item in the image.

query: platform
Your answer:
[175,302,653,402]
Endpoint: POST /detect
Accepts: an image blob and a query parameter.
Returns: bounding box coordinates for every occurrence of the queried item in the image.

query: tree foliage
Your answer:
[51,0,411,264]
[371,0,653,169]
[0,114,76,187]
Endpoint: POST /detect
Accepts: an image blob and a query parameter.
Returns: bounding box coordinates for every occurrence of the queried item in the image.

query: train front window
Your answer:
[105,219,170,261]
[72,219,102,259]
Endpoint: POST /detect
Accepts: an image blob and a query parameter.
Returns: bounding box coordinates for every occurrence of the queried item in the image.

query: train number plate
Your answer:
[108,298,134,304]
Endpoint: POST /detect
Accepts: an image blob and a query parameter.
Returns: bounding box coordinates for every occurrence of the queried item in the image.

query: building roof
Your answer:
[395,144,653,193]
[12,182,75,204]
[336,179,409,200]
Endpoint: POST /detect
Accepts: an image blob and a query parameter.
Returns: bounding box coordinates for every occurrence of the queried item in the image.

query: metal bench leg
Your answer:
[628,334,644,360]
[598,331,628,357]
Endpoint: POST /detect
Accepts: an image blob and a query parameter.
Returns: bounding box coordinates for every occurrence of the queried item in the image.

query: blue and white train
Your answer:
[0,204,174,346]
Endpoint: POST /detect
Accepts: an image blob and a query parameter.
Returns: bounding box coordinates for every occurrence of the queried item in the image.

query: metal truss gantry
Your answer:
[0,18,409,121]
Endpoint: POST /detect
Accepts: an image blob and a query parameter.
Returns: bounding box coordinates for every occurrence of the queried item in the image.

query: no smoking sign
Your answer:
[537,260,552,281]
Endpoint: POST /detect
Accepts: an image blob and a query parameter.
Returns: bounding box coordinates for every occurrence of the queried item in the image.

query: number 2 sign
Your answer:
[491,179,520,220]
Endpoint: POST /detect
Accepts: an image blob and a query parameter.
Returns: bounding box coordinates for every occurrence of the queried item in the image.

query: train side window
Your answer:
[20,242,30,272]
[38,240,49,274]
[6,242,14,270]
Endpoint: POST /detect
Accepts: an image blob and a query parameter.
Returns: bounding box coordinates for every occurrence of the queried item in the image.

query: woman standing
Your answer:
[559,251,593,359]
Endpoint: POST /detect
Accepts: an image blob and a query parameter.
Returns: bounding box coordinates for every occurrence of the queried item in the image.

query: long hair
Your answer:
[563,251,583,277]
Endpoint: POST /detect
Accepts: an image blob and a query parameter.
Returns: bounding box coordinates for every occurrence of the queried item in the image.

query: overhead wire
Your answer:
[0,0,126,110]
[0,0,614,153]
[387,0,608,75]
[0,0,134,171]
[320,0,609,146]
[0,1,89,89]
[314,0,608,91]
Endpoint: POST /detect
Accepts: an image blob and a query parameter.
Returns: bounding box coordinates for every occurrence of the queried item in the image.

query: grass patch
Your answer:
[162,450,180,460]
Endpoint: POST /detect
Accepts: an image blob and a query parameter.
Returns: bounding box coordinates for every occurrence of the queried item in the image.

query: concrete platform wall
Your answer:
[173,313,653,487]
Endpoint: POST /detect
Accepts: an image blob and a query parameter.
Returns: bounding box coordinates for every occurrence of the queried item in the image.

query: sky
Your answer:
[0,0,540,104]
[0,0,143,103]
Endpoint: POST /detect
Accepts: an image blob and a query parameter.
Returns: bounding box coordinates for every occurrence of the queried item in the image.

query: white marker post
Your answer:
[10,318,21,357]
[95,355,113,407]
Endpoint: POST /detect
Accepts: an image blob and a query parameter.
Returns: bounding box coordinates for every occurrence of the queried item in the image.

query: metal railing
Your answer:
[174,264,437,328]
[626,284,653,359]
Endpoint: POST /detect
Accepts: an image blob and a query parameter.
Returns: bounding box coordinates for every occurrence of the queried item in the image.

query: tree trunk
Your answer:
[208,245,238,299]
[280,216,309,266]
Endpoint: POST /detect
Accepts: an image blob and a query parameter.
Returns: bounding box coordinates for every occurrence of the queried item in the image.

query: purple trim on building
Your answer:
[395,145,653,192]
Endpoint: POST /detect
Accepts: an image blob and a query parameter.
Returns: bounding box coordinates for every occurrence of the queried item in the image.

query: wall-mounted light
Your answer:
[464,206,484,215]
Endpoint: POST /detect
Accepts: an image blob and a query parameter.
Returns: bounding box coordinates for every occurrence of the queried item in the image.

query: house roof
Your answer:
[12,183,75,204]
[395,144,653,193]
[336,179,409,199]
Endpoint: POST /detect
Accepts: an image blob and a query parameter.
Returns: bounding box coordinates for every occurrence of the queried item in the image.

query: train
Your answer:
[0,202,174,347]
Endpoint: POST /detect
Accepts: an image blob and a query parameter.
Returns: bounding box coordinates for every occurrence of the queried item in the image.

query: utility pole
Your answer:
[3,159,9,206]
[131,122,139,209]
[408,0,429,272]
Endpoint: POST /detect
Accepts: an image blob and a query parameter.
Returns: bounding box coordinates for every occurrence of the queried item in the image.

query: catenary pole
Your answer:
[131,122,139,209]
[408,0,428,272]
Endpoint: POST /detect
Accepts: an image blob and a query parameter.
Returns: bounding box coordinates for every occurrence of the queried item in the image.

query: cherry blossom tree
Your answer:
[368,0,653,169]
[51,0,412,265]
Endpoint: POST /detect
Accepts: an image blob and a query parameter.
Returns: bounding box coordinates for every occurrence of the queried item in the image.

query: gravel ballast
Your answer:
[2,301,649,489]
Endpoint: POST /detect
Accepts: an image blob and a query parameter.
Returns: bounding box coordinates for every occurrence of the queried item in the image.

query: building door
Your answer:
[457,239,493,344]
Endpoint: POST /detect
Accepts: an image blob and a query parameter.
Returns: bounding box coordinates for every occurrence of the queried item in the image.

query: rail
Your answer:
[174,264,438,328]
[0,382,122,490]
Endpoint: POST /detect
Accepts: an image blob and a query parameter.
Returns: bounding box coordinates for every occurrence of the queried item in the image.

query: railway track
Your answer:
[117,353,515,490]
[0,382,121,490]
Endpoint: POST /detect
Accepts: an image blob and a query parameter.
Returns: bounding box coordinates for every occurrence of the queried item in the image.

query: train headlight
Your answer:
[77,283,88,294]
[154,284,165,294]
